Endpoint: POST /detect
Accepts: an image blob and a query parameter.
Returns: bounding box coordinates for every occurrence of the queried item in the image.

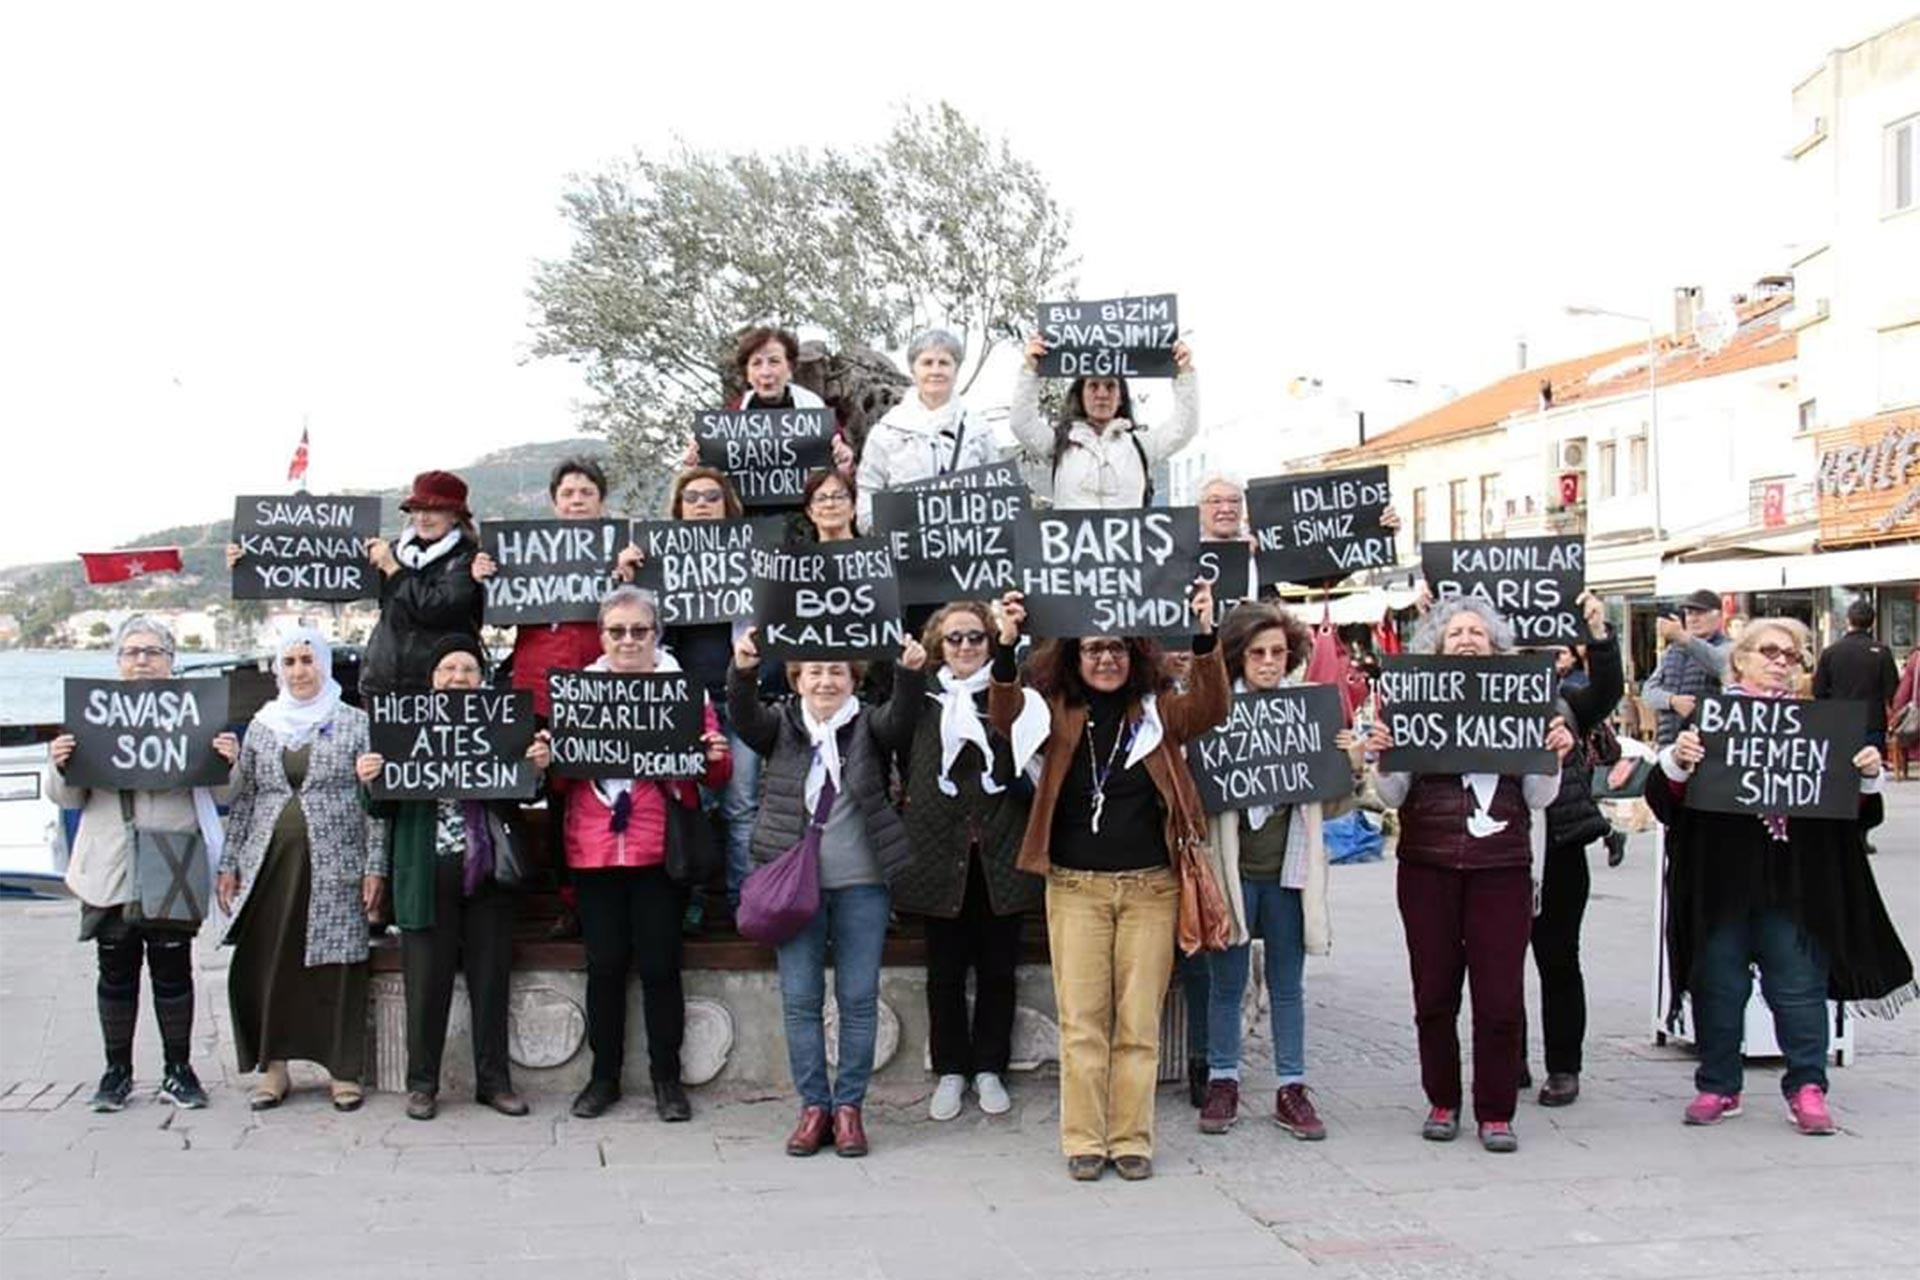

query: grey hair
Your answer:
[113,614,176,656]
[1198,473,1245,497]
[906,328,965,367]
[597,584,659,627]
[1410,596,1516,655]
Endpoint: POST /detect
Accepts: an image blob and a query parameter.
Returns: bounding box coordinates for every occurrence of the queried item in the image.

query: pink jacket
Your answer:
[551,702,730,870]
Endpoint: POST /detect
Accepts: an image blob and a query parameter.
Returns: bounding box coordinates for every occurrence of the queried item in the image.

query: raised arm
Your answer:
[1008,362,1053,459]
[1143,359,1201,465]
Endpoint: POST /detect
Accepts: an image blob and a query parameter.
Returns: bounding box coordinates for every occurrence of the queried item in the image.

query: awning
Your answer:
[1655,542,1920,595]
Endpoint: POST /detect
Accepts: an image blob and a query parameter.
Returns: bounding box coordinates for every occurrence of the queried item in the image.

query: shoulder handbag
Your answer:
[117,793,209,931]
[736,777,834,946]
[483,804,529,890]
[662,783,721,889]
[1893,700,1920,741]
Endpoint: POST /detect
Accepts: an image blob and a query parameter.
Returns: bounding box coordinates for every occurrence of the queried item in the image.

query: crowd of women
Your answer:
[48,324,1915,1180]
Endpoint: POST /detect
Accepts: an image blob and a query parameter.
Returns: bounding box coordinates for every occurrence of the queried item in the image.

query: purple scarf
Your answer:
[1728,682,1792,843]
[459,801,495,896]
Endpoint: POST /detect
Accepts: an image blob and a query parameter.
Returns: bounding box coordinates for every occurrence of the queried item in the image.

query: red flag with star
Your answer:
[287,427,310,486]
[79,547,184,584]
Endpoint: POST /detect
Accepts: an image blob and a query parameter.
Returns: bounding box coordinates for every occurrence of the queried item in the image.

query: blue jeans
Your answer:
[1179,950,1211,1059]
[1691,905,1830,1097]
[1206,880,1306,1084]
[720,726,760,907]
[775,884,891,1108]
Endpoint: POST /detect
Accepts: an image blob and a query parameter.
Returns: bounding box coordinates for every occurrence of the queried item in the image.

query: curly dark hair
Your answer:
[1220,601,1311,683]
[734,325,800,378]
[1024,636,1170,705]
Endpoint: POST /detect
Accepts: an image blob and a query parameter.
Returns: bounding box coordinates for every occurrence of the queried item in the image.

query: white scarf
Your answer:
[927,666,1048,798]
[396,525,462,570]
[253,627,344,750]
[588,648,682,805]
[1463,773,1508,839]
[803,697,861,812]
[1124,693,1165,768]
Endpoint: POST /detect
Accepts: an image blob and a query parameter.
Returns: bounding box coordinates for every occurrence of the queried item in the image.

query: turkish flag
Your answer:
[287,428,310,485]
[79,547,184,584]
[1557,472,1581,506]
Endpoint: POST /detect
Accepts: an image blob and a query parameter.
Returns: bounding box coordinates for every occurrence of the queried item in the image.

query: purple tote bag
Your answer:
[736,777,835,946]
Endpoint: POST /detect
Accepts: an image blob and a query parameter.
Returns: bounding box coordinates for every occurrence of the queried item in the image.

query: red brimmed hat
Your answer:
[399,470,471,517]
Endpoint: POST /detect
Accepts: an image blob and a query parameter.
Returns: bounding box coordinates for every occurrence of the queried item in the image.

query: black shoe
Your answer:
[547,907,581,941]
[1187,1056,1208,1109]
[571,1079,620,1119]
[1605,830,1627,867]
[158,1062,208,1110]
[653,1079,692,1122]
[89,1064,134,1113]
[406,1091,438,1121]
[1538,1072,1580,1107]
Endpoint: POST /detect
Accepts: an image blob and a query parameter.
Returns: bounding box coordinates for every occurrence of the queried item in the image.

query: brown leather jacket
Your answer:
[989,644,1230,880]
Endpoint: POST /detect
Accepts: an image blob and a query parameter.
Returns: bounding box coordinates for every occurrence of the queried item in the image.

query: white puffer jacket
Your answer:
[1008,366,1200,510]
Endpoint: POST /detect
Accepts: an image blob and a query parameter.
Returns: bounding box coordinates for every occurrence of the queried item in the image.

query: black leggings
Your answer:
[94,912,196,1069]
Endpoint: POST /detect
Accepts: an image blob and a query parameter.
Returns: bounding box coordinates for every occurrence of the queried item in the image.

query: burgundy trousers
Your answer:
[1395,860,1533,1123]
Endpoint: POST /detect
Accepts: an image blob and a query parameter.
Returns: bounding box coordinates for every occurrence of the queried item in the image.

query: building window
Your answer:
[1448,479,1469,539]
[1879,324,1920,409]
[1412,487,1427,550]
[1597,441,1617,500]
[1798,398,1818,432]
[1890,115,1917,215]
[1479,474,1502,535]
[1628,436,1648,495]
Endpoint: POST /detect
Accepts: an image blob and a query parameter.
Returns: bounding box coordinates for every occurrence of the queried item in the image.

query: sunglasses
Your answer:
[604,624,655,641]
[943,629,989,647]
[1081,640,1129,663]
[1754,642,1804,666]
[681,487,725,504]
[1245,644,1289,661]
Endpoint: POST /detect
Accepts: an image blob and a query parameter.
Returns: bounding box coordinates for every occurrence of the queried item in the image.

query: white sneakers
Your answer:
[973,1072,1011,1115]
[929,1072,1012,1119]
[930,1074,967,1121]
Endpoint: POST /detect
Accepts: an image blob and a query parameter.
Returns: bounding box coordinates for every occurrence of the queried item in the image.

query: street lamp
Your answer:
[1566,304,1664,541]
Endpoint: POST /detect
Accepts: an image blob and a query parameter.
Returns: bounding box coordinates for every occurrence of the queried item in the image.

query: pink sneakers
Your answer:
[1786,1085,1837,1135]
[1683,1092,1743,1125]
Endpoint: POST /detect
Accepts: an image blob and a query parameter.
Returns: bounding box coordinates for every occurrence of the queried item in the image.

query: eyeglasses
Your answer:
[1245,644,1289,662]
[119,646,169,661]
[1754,642,1803,666]
[943,630,989,647]
[810,491,852,507]
[681,487,725,505]
[1081,640,1129,663]
[1200,496,1243,508]
[604,624,655,641]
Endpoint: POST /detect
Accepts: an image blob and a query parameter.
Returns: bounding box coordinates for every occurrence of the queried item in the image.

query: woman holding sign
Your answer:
[1653,618,1915,1136]
[854,329,996,531]
[358,470,485,697]
[990,583,1229,1182]
[895,602,1045,1122]
[554,586,732,1123]
[218,628,386,1111]
[1011,334,1197,510]
[358,634,553,1122]
[1195,601,1363,1142]
[1361,598,1574,1154]
[728,625,929,1157]
[47,616,238,1113]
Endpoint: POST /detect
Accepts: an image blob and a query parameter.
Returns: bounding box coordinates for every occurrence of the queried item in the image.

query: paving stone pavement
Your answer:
[3,785,1915,1279]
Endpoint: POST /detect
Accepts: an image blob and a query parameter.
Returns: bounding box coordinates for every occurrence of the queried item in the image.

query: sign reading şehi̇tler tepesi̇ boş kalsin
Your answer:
[751,538,905,660]
[1375,653,1559,776]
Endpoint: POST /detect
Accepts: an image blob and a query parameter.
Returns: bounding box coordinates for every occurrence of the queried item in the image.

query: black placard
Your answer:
[901,461,1026,492]
[631,519,757,627]
[61,678,231,790]
[873,485,1026,605]
[368,689,536,800]
[231,494,380,601]
[1015,508,1202,638]
[1377,653,1558,775]
[1422,537,1586,646]
[547,670,707,780]
[751,538,905,660]
[1036,294,1179,377]
[1248,467,1396,585]
[479,519,623,626]
[1198,540,1253,628]
[1191,685,1352,814]
[1687,696,1867,821]
[694,408,833,508]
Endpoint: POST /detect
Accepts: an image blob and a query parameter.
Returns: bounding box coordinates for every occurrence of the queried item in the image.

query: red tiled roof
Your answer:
[1335,293,1798,461]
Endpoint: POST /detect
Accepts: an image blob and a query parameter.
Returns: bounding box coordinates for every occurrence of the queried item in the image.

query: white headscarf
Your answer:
[253,627,344,749]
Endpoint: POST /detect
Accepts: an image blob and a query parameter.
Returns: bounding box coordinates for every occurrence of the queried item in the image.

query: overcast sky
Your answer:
[2,1,1911,569]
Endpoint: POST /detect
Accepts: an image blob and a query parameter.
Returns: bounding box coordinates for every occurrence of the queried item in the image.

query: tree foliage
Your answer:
[528,102,1076,508]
